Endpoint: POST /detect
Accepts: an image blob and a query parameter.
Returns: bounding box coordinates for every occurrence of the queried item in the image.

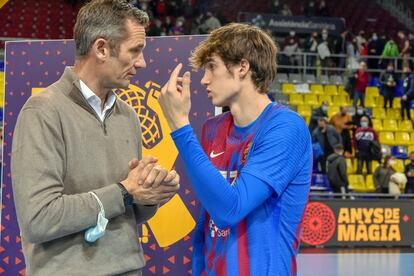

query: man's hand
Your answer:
[121,156,181,205]
[158,63,191,131]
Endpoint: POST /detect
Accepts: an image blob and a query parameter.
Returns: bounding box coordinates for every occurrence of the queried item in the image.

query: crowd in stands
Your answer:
[276,28,414,74]
[307,60,414,196]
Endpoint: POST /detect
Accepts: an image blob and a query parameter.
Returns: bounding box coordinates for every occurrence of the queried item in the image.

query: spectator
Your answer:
[409,32,414,68]
[309,101,329,132]
[306,31,319,74]
[251,14,266,28]
[381,39,399,69]
[148,19,165,36]
[318,29,333,74]
[347,34,359,70]
[405,151,414,193]
[154,0,167,17]
[334,30,348,71]
[312,117,342,174]
[281,3,293,16]
[374,155,396,193]
[353,61,369,107]
[170,17,185,35]
[353,116,379,174]
[329,106,353,156]
[304,1,317,17]
[283,30,301,72]
[327,144,349,194]
[380,63,398,110]
[317,0,329,17]
[201,11,221,33]
[401,65,414,120]
[356,30,367,54]
[397,31,410,69]
[368,33,382,76]
[164,16,174,35]
[271,0,282,15]
[352,107,372,130]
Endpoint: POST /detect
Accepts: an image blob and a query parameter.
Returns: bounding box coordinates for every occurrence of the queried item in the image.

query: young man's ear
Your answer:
[239,59,251,78]
[92,38,109,62]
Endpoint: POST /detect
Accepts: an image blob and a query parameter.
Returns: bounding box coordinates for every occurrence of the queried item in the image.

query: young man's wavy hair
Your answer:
[190,23,278,94]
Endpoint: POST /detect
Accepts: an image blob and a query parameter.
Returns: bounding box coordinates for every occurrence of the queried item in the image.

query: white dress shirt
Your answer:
[79,80,117,122]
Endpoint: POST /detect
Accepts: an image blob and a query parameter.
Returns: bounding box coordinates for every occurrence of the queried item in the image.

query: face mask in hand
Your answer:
[85,192,108,243]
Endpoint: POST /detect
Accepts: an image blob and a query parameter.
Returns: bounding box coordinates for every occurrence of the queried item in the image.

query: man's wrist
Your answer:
[117,182,134,208]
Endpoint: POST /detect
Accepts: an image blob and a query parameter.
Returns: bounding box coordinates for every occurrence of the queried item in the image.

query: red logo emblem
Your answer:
[301,202,336,245]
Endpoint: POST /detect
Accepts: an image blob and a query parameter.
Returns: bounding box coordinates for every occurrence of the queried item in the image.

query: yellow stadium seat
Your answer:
[395,132,411,146]
[399,120,413,132]
[393,98,401,109]
[338,85,347,95]
[376,96,384,107]
[383,119,398,132]
[297,105,312,117]
[289,94,304,105]
[328,106,340,118]
[372,160,380,172]
[366,86,380,97]
[325,85,338,96]
[386,108,401,120]
[311,84,324,95]
[392,159,405,173]
[303,116,310,125]
[365,175,376,192]
[408,145,414,154]
[304,94,319,106]
[333,95,350,106]
[379,132,395,145]
[365,96,377,108]
[282,83,295,94]
[348,174,366,192]
[346,158,354,174]
[372,107,386,119]
[372,119,383,131]
[318,94,333,105]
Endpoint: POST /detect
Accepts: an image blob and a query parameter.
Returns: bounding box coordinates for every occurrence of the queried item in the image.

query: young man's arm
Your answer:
[171,114,310,228]
[192,209,206,275]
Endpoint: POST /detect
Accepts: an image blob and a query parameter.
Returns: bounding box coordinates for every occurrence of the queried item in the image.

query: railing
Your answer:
[277,51,414,76]
[310,191,414,199]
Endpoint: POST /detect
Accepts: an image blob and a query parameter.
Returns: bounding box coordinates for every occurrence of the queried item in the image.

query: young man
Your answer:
[11,1,179,275]
[159,23,312,275]
[353,61,369,107]
[401,65,414,120]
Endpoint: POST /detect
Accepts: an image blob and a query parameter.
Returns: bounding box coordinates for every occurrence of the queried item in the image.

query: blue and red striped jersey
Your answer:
[191,103,312,275]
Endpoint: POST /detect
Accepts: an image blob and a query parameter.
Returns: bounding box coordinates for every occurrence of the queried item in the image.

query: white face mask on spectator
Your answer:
[290,31,295,36]
[361,121,368,128]
[322,34,328,40]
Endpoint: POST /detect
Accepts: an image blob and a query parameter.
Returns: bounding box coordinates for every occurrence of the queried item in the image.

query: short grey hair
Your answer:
[74,0,149,57]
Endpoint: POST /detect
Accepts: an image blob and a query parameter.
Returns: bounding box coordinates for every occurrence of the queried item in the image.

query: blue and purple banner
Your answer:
[1,36,213,275]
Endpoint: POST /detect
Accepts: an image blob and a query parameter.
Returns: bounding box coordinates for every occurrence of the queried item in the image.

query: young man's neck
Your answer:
[229,86,271,127]
[73,59,109,104]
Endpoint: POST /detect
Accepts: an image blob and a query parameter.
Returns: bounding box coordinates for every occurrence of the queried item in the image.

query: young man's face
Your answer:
[201,54,241,107]
[105,19,147,89]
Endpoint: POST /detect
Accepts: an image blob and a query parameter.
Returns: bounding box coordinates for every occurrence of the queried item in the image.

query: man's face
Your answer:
[201,54,242,107]
[105,20,147,89]
[317,120,326,129]
[359,62,367,72]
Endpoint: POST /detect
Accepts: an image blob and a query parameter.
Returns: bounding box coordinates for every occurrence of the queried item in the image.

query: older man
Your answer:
[11,1,179,275]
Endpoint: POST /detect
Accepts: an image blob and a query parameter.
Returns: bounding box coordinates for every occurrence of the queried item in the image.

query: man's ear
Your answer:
[238,58,251,78]
[91,38,110,62]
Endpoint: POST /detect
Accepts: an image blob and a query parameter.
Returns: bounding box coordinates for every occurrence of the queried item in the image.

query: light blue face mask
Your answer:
[85,192,108,243]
